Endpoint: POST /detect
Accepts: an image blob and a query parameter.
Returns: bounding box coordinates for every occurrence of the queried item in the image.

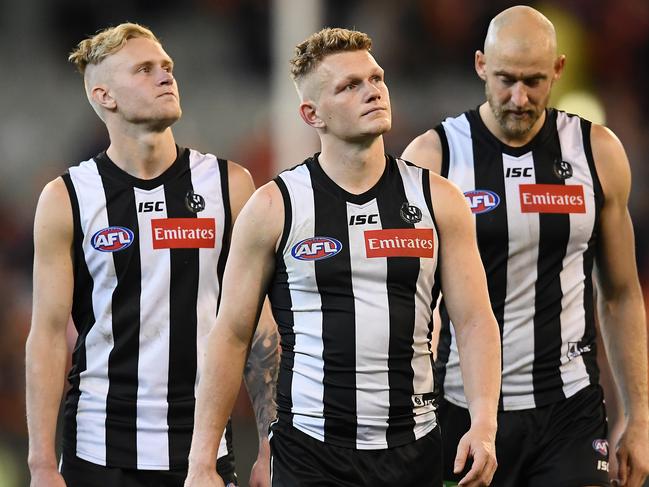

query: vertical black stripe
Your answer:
[310,166,357,446]
[468,115,509,408]
[532,112,569,404]
[376,159,420,447]
[61,173,96,459]
[164,150,200,466]
[434,125,450,178]
[580,119,602,384]
[216,158,231,308]
[269,176,295,426]
[97,166,141,468]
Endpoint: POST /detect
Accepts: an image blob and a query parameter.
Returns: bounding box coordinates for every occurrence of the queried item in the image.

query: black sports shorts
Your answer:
[60,451,238,487]
[438,384,610,487]
[269,422,442,486]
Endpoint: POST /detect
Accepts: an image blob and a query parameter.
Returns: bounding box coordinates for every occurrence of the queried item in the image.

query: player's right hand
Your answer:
[30,466,67,487]
[454,422,497,486]
[184,467,225,487]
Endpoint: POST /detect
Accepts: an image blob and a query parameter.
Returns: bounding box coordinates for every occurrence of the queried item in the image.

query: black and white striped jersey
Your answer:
[61,147,233,469]
[436,109,603,411]
[269,154,442,449]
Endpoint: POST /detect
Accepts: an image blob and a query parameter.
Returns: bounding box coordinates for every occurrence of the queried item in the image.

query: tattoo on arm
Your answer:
[243,322,280,441]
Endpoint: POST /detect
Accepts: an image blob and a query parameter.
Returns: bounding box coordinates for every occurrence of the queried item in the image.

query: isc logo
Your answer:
[464,190,500,214]
[291,237,342,261]
[91,226,134,252]
[349,214,378,226]
[138,201,164,213]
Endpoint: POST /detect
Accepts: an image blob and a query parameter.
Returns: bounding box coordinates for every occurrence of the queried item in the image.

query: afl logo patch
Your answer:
[291,237,342,261]
[400,202,422,224]
[592,439,608,457]
[185,190,205,213]
[91,226,134,252]
[465,190,500,214]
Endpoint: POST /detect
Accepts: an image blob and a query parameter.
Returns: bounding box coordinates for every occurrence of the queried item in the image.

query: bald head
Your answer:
[484,6,557,60]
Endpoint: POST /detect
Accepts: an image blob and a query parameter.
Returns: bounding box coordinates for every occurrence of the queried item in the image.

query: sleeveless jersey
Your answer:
[435,109,603,410]
[61,147,233,469]
[269,154,441,449]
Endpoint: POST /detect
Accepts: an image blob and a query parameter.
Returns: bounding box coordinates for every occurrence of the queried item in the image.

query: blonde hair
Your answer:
[68,22,159,74]
[289,27,372,83]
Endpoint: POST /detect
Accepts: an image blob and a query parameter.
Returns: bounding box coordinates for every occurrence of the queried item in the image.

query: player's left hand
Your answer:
[454,421,497,486]
[613,420,649,487]
[248,438,271,487]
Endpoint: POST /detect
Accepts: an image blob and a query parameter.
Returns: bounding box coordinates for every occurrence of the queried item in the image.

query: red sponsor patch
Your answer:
[364,228,435,258]
[519,184,586,214]
[151,218,216,249]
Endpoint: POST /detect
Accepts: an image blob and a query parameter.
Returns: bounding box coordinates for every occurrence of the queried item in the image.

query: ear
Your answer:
[298,101,325,129]
[90,85,117,111]
[475,50,487,81]
[553,54,566,81]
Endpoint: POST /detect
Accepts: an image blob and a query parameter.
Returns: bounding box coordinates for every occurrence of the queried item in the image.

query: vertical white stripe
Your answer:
[133,187,171,468]
[69,161,114,465]
[556,114,595,397]
[279,167,326,440]
[396,160,438,435]
[346,200,390,446]
[501,153,539,409]
[188,151,230,458]
[441,115,475,408]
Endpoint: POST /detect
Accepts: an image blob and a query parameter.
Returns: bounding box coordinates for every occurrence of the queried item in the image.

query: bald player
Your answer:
[403,6,649,487]
[26,23,278,487]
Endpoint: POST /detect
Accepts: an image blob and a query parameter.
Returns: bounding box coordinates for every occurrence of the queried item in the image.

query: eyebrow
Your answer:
[133,59,175,70]
[493,70,547,81]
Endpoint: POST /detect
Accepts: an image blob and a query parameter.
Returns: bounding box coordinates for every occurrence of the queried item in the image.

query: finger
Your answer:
[617,448,629,486]
[458,450,488,487]
[454,437,470,474]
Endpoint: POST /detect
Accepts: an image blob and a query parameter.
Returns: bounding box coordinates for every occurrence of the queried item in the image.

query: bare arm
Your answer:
[431,173,501,487]
[591,124,649,487]
[26,178,74,486]
[401,129,444,174]
[186,182,283,486]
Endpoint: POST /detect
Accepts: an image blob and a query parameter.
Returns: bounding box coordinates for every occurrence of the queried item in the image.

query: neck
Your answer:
[105,127,177,179]
[317,135,386,194]
[479,102,546,147]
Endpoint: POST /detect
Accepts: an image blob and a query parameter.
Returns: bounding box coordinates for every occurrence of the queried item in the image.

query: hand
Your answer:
[30,466,67,487]
[454,423,497,487]
[184,466,225,487]
[612,421,649,487]
[248,438,271,487]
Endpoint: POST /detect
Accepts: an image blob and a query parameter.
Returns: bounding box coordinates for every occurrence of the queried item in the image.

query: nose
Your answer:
[510,82,528,107]
[158,67,174,86]
[365,82,382,103]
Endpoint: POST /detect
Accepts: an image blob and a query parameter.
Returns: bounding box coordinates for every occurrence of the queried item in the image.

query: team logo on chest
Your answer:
[400,202,422,224]
[291,237,342,261]
[91,226,134,252]
[464,190,500,214]
[185,190,206,213]
[553,159,573,180]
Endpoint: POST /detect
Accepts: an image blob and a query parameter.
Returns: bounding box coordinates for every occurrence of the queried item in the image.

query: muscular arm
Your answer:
[26,178,74,486]
[227,163,280,486]
[431,173,501,486]
[401,129,444,174]
[186,182,283,486]
[591,124,649,486]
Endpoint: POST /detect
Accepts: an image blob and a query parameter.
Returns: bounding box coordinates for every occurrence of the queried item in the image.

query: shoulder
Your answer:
[401,129,443,173]
[34,177,73,242]
[227,160,255,191]
[428,171,470,226]
[589,123,631,201]
[233,181,285,250]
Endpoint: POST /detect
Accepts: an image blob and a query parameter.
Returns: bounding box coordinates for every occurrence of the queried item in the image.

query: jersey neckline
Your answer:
[93,145,189,190]
[307,152,393,205]
[467,107,557,157]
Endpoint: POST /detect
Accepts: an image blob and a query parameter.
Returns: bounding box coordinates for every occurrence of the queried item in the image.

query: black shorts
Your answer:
[438,384,610,487]
[269,423,442,487]
[60,452,238,487]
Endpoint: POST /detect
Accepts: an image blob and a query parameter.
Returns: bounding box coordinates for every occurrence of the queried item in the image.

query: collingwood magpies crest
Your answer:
[400,202,422,224]
[185,189,206,213]
[553,159,573,179]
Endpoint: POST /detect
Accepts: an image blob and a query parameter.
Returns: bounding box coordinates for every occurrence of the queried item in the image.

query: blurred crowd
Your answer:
[1,1,647,485]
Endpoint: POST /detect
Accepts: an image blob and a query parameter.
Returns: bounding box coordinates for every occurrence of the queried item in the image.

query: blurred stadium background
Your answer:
[0,0,647,485]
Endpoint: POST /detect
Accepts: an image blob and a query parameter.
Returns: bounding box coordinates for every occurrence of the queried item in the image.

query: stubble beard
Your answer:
[486,84,544,141]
